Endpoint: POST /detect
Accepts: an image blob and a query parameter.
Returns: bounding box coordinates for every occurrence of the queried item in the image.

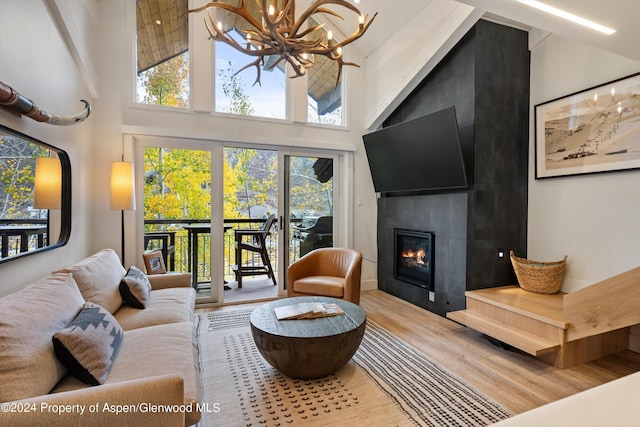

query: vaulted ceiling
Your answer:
[340,0,640,62]
[135,0,640,122]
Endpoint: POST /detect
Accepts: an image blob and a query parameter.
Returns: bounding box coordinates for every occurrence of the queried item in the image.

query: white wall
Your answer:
[529,35,640,289]
[528,35,640,349]
[364,0,481,130]
[0,0,95,296]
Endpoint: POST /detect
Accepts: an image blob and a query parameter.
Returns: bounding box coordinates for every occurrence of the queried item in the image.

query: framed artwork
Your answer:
[535,72,640,179]
[143,250,166,274]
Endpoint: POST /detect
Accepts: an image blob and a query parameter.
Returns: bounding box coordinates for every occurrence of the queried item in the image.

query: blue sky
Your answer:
[214,34,287,119]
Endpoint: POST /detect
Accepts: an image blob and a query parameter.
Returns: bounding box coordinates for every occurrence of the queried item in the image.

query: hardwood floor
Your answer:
[196,289,640,415]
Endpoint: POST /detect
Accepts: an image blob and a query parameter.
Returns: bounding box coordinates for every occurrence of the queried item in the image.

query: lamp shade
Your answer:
[110,161,135,211]
[33,157,62,209]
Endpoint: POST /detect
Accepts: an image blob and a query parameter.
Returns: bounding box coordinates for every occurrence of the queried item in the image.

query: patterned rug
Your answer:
[195,309,512,427]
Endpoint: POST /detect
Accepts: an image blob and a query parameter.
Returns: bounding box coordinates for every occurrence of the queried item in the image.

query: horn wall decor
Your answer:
[0,81,91,126]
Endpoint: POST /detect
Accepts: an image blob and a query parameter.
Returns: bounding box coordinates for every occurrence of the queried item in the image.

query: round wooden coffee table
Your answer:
[250,296,367,379]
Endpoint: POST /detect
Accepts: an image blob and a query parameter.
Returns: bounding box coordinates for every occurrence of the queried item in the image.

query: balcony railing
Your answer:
[144,218,302,285]
[0,218,49,258]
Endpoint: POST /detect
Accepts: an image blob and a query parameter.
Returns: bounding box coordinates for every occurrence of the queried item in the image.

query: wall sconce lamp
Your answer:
[110,161,135,264]
[34,157,62,210]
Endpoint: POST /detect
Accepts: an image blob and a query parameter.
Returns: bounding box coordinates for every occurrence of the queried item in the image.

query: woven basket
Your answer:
[510,251,567,294]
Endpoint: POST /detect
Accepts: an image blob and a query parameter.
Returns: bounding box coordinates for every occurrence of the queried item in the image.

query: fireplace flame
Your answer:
[402,248,426,265]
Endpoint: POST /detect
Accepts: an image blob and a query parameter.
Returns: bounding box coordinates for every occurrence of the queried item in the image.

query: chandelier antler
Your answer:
[188,0,377,87]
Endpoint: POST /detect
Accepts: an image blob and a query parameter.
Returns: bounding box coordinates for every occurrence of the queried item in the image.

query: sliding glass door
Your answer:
[222,146,280,303]
[135,136,345,305]
[136,136,221,305]
[282,153,337,291]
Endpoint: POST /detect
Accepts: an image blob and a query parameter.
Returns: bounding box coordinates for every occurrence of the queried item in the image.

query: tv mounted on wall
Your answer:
[362,106,467,194]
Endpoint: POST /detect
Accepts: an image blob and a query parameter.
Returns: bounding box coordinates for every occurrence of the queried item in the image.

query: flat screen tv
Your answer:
[362,106,467,193]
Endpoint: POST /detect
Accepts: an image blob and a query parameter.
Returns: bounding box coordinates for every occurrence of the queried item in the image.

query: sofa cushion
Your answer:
[54,248,126,314]
[53,302,124,385]
[0,273,84,402]
[114,287,195,331]
[52,322,202,426]
[119,266,151,309]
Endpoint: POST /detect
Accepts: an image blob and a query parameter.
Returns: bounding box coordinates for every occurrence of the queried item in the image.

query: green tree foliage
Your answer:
[288,157,333,217]
[219,61,255,115]
[138,52,189,107]
[0,136,47,219]
[144,147,211,222]
[224,148,277,220]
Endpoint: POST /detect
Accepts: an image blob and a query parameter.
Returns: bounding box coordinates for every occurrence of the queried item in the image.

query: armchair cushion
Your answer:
[119,266,152,309]
[292,276,345,298]
[52,302,124,385]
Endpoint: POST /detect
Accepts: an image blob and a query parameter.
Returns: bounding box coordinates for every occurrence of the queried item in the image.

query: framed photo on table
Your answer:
[143,250,166,274]
[535,72,640,179]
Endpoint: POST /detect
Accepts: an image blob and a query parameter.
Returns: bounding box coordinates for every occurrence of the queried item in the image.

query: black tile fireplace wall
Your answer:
[376,20,530,317]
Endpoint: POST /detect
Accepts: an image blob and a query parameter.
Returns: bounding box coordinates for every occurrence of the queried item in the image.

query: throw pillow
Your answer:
[52,302,124,385]
[120,266,152,309]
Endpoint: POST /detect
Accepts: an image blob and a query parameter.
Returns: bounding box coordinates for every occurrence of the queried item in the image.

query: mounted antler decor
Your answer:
[0,81,91,126]
[188,0,376,87]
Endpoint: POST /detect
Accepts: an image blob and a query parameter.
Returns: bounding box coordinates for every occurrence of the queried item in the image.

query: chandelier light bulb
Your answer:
[359,15,365,24]
[327,31,333,40]
[268,5,275,16]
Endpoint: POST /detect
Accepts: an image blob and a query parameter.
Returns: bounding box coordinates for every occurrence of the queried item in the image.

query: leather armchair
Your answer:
[287,247,362,304]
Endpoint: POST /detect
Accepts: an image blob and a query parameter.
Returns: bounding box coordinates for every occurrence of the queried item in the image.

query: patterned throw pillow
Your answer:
[119,266,152,309]
[52,302,124,385]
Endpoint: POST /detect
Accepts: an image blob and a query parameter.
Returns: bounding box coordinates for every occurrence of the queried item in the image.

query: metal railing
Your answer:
[144,218,302,285]
[0,218,49,258]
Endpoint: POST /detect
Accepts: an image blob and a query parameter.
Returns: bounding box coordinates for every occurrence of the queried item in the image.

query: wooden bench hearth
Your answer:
[447,266,640,368]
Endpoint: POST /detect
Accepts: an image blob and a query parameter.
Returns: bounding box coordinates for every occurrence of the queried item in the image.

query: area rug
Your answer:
[195,309,512,427]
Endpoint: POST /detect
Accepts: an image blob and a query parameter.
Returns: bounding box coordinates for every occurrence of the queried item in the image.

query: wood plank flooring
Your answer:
[197,289,640,415]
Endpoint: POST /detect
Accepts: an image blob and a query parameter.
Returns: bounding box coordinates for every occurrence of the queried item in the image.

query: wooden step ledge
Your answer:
[465,286,569,329]
[447,310,562,356]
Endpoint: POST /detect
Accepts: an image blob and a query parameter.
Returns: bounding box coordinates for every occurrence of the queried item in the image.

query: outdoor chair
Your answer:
[232,214,277,288]
[287,247,362,304]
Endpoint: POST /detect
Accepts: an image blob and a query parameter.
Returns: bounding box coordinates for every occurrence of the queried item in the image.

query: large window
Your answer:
[215,37,287,119]
[306,19,344,126]
[136,0,190,107]
[133,0,347,125]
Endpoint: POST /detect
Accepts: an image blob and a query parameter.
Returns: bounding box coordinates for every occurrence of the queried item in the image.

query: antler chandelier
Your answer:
[188,0,377,86]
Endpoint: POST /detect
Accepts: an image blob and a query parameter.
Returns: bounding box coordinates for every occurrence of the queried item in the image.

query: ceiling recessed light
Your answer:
[517,0,616,35]
[155,20,161,25]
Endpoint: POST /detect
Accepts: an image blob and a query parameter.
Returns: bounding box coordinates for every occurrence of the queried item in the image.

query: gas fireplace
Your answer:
[394,229,434,290]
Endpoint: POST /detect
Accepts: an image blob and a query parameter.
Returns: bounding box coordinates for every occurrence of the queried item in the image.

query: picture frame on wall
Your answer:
[535,72,640,179]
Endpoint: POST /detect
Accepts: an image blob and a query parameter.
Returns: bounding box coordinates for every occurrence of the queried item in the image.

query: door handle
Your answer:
[279,215,284,230]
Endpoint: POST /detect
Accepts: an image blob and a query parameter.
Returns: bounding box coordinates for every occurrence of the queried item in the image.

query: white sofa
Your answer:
[0,249,201,426]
